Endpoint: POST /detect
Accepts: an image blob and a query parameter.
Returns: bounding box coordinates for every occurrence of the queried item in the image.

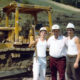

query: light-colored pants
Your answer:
[33,57,46,80]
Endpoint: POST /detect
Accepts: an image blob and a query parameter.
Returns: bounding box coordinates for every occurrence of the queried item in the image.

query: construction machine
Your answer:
[0,1,52,79]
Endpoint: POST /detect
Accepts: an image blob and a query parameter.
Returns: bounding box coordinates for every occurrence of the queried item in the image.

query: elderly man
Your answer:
[47,24,67,80]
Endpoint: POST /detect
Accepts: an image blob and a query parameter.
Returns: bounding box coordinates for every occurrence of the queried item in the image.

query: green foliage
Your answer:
[22,0,29,4]
[52,0,60,2]
[0,0,14,8]
[17,0,29,4]
[0,0,80,35]
[52,0,77,6]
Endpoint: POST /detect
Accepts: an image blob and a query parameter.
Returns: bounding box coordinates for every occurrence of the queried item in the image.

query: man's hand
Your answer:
[74,62,79,69]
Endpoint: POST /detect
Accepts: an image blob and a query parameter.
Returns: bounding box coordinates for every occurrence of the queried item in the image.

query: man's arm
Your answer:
[74,37,80,68]
[29,39,38,48]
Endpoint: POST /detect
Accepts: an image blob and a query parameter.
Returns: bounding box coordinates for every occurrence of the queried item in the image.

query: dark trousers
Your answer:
[67,56,80,80]
[50,56,66,80]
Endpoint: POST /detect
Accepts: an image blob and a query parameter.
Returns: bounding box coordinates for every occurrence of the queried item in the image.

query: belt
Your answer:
[50,56,66,59]
[67,55,77,58]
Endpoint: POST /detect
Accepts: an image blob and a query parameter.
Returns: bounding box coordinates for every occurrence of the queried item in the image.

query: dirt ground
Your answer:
[22,73,68,80]
[23,76,51,80]
[0,72,68,80]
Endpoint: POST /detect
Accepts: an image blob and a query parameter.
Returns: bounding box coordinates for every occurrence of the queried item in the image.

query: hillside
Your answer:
[0,0,80,32]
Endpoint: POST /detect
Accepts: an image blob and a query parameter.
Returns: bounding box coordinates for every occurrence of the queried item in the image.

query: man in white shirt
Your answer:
[47,24,67,80]
[66,23,80,80]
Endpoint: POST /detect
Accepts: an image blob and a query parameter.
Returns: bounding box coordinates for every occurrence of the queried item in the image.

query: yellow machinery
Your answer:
[0,2,52,78]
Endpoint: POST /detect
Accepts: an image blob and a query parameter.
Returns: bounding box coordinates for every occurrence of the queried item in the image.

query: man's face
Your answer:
[40,30,47,37]
[52,29,60,36]
[67,28,74,36]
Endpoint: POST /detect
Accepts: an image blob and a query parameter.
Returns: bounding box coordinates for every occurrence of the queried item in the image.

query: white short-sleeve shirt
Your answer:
[47,35,67,58]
